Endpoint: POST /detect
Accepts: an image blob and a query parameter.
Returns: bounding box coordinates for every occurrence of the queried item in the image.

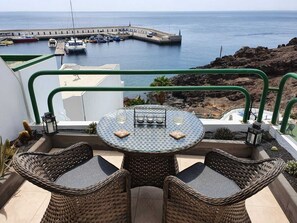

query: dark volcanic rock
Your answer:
[168,38,297,117]
[286,37,297,46]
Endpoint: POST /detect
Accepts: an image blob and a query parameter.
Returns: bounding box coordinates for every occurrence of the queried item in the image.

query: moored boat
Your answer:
[0,39,14,46]
[48,38,57,48]
[96,35,107,43]
[64,0,87,54]
[12,35,38,43]
[88,36,98,43]
[65,38,87,54]
[113,36,121,42]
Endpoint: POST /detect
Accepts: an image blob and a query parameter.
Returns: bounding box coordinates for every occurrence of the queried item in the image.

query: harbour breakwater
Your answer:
[0,25,182,45]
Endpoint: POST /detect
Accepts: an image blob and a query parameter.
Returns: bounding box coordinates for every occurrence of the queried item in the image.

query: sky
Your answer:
[1,0,297,12]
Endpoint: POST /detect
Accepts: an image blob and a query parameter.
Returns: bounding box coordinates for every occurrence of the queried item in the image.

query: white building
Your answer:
[0,55,64,140]
[59,63,124,121]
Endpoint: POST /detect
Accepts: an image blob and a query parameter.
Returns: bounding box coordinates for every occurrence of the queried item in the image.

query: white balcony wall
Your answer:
[15,57,65,122]
[60,64,123,121]
[63,96,84,121]
[0,58,28,140]
[82,75,124,121]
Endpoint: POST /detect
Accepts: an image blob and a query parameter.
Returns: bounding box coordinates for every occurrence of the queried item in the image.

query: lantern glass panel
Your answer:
[246,131,255,144]
[46,120,55,133]
[255,132,263,145]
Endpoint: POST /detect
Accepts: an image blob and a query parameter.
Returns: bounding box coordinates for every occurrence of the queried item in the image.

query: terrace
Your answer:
[0,150,289,223]
[0,55,296,222]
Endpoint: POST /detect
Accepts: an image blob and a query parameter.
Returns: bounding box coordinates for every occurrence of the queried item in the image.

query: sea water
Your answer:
[1,11,297,88]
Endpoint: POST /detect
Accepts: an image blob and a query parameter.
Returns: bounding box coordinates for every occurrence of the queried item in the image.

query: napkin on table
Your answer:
[114,130,130,138]
[170,131,186,140]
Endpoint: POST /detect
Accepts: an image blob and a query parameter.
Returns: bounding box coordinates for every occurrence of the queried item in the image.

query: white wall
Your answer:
[0,58,29,140]
[83,74,124,121]
[16,57,65,122]
[63,96,84,121]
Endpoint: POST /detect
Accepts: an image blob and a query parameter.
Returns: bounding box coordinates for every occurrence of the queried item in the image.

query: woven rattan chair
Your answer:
[163,149,285,223]
[13,142,131,223]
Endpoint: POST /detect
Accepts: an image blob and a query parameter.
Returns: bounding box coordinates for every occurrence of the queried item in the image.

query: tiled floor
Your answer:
[0,151,289,223]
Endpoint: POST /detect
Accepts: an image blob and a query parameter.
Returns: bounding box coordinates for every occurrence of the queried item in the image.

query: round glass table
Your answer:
[97,105,204,188]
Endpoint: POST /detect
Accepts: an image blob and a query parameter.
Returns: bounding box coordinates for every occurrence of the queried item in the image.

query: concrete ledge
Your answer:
[269,125,297,159]
[51,133,113,150]
[51,133,252,157]
[182,139,253,158]
[252,146,297,223]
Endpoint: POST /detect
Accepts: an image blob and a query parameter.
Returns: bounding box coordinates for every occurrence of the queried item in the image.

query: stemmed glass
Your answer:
[173,111,184,130]
[116,108,127,126]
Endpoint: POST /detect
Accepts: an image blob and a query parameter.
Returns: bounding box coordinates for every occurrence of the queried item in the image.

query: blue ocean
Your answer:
[1,11,297,87]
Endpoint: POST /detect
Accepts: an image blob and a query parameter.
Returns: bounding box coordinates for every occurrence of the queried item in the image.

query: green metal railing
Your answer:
[28,69,269,124]
[47,86,250,123]
[0,54,54,71]
[272,72,297,125]
[280,98,297,133]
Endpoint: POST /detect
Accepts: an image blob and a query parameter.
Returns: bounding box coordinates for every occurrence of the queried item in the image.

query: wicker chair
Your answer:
[163,149,285,223]
[13,142,131,223]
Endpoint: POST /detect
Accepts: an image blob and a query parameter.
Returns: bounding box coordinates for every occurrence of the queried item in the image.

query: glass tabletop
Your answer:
[97,105,205,154]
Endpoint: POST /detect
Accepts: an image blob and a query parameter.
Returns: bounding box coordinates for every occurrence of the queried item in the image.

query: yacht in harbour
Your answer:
[64,0,87,54]
[64,38,86,54]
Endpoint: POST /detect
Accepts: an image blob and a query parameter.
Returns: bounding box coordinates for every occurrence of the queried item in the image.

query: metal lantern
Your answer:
[246,121,263,146]
[42,112,58,135]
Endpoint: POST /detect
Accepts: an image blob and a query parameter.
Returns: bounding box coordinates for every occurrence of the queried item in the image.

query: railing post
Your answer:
[28,71,43,124]
[280,98,297,133]
[272,73,297,125]
[253,70,269,123]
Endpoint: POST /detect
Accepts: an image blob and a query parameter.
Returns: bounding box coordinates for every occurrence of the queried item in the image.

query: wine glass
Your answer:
[116,108,127,125]
[173,111,184,130]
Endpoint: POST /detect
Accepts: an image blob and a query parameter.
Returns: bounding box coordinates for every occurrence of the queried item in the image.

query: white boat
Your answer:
[64,1,87,54]
[48,38,57,48]
[65,38,86,54]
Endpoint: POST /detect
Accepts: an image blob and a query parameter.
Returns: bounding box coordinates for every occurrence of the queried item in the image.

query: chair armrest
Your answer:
[204,149,285,188]
[13,142,93,182]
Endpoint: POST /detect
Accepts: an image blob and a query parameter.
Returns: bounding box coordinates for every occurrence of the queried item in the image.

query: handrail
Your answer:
[28,68,268,124]
[271,72,297,125]
[0,54,54,71]
[47,86,251,123]
[280,98,297,133]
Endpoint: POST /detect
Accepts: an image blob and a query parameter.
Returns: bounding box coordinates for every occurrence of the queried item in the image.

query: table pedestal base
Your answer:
[122,153,178,188]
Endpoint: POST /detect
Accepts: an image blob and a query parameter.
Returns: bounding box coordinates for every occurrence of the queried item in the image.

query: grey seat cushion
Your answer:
[55,156,118,189]
[177,162,241,198]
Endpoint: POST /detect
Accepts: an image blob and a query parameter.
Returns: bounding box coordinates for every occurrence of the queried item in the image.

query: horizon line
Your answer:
[1,10,297,12]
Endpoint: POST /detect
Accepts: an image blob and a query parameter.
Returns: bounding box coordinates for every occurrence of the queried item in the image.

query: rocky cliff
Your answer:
[168,38,297,118]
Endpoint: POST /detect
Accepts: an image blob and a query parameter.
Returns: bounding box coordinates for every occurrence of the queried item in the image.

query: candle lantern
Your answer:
[246,121,263,146]
[42,112,58,135]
